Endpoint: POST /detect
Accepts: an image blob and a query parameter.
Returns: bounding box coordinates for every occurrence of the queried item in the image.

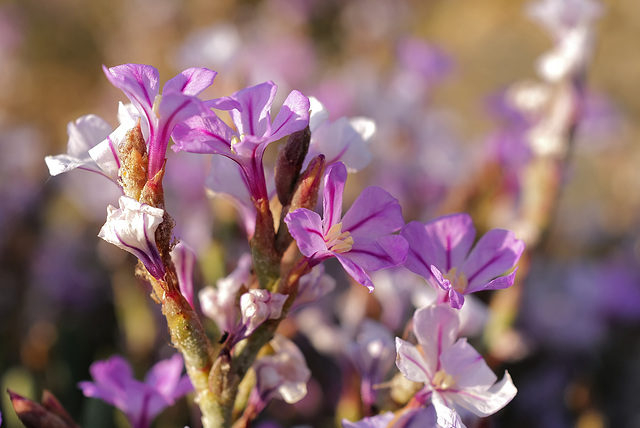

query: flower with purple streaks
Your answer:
[395,305,516,427]
[172,80,310,201]
[285,161,408,292]
[401,213,524,309]
[98,196,166,279]
[78,354,192,428]
[103,64,217,179]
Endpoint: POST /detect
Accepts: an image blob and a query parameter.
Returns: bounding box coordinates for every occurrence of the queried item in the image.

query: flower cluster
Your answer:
[28,0,613,424]
[37,55,530,428]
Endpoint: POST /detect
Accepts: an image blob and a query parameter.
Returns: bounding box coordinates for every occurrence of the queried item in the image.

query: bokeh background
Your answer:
[2,0,640,426]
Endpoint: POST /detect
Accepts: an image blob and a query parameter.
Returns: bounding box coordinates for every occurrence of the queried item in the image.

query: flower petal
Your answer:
[98,196,166,279]
[341,186,405,239]
[269,89,310,142]
[432,392,467,428]
[395,337,430,383]
[170,242,197,308]
[412,305,460,374]
[284,208,328,259]
[448,371,517,417]
[163,67,217,96]
[346,235,408,272]
[171,111,235,155]
[335,253,376,292]
[461,229,524,289]
[103,64,158,134]
[322,162,348,232]
[229,81,277,137]
[419,214,476,273]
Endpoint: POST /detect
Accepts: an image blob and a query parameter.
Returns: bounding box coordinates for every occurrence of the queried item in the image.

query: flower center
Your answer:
[443,267,468,293]
[432,369,456,391]
[324,223,354,254]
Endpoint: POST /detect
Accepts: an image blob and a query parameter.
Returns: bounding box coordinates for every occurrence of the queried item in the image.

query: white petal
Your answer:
[449,371,517,417]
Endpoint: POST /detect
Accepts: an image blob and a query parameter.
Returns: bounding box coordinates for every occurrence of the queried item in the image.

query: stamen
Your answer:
[230,135,241,155]
[432,370,456,391]
[443,267,469,293]
[152,94,163,118]
[324,223,354,254]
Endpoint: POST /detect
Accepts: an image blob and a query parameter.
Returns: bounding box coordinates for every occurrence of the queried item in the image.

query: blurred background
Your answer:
[2,0,640,426]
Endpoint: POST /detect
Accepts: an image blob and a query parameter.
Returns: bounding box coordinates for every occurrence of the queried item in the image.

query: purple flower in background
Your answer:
[342,412,395,428]
[78,354,193,428]
[103,64,217,179]
[98,196,166,279]
[172,81,310,201]
[395,305,517,427]
[347,320,395,410]
[343,407,438,428]
[526,0,603,82]
[401,213,524,309]
[285,162,408,292]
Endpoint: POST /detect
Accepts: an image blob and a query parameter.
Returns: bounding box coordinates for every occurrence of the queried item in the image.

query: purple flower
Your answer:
[342,407,437,428]
[395,305,517,427]
[78,354,193,428]
[401,213,524,309]
[103,64,217,179]
[172,81,310,201]
[285,162,408,292]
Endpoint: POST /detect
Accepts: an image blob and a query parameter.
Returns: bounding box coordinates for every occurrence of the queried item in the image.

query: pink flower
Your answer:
[401,213,524,309]
[395,305,517,427]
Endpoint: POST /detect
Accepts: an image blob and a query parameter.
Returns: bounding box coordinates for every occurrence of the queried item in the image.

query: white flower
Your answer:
[199,254,252,335]
[98,196,166,279]
[253,335,311,404]
[240,289,288,335]
[305,97,375,173]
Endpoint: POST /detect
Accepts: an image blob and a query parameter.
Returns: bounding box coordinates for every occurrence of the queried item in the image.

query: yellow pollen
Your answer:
[325,223,354,254]
[230,135,241,155]
[432,370,456,391]
[443,267,468,293]
[152,94,163,118]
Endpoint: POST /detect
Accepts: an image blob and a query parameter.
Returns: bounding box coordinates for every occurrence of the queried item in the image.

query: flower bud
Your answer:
[275,126,311,207]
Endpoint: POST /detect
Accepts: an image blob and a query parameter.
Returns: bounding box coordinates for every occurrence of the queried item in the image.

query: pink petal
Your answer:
[229,81,277,137]
[341,186,405,239]
[461,229,524,289]
[269,89,310,142]
[163,67,217,96]
[394,337,431,383]
[412,305,460,373]
[284,209,328,259]
[322,162,348,232]
[335,253,376,292]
